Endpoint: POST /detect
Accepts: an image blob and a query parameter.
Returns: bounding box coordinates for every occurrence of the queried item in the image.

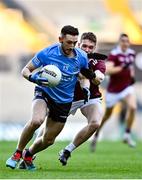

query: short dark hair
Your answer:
[119,33,129,39]
[61,25,79,36]
[80,32,97,44]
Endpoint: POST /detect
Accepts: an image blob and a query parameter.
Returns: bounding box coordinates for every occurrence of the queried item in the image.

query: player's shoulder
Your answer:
[127,48,136,55]
[40,43,59,55]
[110,46,135,56]
[110,46,120,56]
[75,47,87,58]
[36,43,59,60]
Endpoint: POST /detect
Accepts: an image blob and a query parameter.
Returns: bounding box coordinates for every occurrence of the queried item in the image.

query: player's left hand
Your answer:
[29,71,49,86]
[82,87,90,104]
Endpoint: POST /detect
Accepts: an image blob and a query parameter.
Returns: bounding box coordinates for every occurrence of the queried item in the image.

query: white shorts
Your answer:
[106,86,134,108]
[70,98,102,115]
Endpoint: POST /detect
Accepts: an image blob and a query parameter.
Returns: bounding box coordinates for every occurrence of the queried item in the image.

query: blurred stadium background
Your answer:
[0,0,142,141]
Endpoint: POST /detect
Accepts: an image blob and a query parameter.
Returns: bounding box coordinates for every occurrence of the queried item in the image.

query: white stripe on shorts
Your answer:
[69,98,102,115]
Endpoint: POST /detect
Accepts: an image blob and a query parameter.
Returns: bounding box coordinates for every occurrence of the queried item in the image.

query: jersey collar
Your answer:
[117,46,130,55]
[58,43,78,59]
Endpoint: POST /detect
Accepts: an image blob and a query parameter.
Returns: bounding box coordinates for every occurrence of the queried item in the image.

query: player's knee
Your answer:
[89,121,99,131]
[30,117,44,129]
[43,136,55,146]
[129,104,137,112]
[104,111,112,119]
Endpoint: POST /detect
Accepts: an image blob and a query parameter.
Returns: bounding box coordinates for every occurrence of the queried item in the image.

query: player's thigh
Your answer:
[31,99,48,124]
[69,100,84,115]
[43,117,65,141]
[124,93,137,110]
[81,103,103,124]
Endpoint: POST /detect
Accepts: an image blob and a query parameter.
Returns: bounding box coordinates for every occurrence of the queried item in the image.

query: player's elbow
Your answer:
[21,68,25,77]
[21,66,28,77]
[21,66,31,79]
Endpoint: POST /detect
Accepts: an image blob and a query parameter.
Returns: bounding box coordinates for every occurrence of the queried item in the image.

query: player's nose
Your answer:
[84,48,90,53]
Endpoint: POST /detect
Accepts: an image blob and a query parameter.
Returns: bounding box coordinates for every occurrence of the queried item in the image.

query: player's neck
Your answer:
[61,46,75,58]
[120,46,127,53]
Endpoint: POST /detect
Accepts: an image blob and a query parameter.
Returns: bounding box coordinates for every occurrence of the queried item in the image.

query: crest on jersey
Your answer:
[63,64,70,71]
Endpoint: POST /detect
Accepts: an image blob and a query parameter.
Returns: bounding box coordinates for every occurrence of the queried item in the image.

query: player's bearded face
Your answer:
[79,39,96,54]
[119,37,130,50]
[59,34,78,55]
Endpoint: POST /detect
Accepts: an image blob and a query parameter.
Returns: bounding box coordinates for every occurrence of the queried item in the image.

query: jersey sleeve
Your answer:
[31,48,49,68]
[81,53,88,69]
[95,60,106,74]
[107,53,117,63]
[31,51,42,68]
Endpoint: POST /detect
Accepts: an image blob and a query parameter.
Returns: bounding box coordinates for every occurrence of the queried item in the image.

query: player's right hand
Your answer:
[28,71,49,86]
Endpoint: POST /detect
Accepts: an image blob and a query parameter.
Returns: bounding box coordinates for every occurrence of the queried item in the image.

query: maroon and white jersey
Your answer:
[107,46,136,93]
[73,59,106,101]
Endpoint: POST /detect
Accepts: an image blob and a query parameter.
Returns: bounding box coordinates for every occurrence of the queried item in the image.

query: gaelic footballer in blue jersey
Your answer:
[6,25,90,170]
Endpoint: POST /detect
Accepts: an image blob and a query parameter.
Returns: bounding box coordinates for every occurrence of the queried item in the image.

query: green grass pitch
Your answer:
[0,141,142,179]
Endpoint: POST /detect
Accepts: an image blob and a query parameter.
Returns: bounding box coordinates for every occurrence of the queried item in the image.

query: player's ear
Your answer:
[59,36,63,43]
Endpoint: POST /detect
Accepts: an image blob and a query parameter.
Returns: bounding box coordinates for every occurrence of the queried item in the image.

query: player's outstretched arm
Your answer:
[106,61,123,75]
[78,73,90,88]
[88,52,107,60]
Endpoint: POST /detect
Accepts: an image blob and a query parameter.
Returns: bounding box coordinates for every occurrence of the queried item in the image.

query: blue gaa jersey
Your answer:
[32,43,88,103]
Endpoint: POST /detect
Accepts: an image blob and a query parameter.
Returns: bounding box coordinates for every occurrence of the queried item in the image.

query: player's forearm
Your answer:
[80,78,90,89]
[21,60,36,81]
[78,73,90,89]
[80,68,96,80]
[106,66,122,75]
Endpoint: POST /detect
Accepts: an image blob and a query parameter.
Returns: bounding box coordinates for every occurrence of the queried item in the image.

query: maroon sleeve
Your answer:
[107,53,117,63]
[90,60,106,74]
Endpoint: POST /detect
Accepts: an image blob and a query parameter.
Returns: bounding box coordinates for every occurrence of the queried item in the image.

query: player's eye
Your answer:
[67,41,77,46]
[67,41,72,45]
[88,46,94,49]
[82,44,87,48]
[121,39,129,43]
[82,44,94,49]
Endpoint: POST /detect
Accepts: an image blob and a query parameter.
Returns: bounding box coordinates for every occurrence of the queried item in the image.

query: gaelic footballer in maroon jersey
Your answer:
[107,46,135,93]
[92,33,137,150]
[74,58,106,101]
